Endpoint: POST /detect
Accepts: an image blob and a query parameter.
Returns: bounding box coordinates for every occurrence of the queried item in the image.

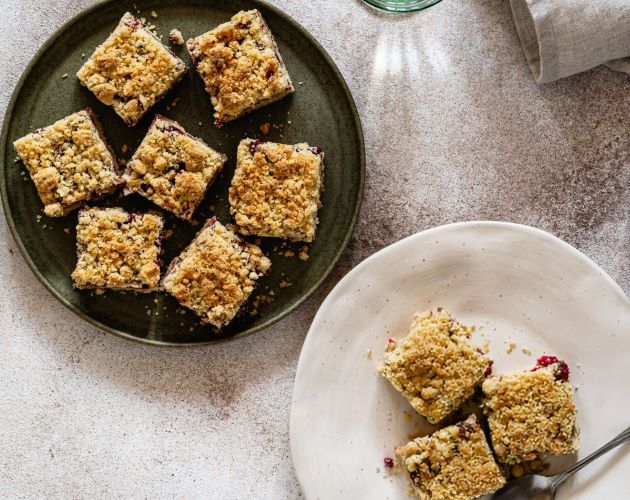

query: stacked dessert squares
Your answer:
[379,308,579,500]
[13,9,322,330]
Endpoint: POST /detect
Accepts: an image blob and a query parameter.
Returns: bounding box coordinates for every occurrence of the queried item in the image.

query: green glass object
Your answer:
[363,0,443,12]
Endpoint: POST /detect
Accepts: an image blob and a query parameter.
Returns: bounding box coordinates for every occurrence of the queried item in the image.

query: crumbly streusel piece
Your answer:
[162,217,271,328]
[72,207,164,291]
[13,109,121,217]
[169,29,185,45]
[229,139,324,242]
[378,308,492,424]
[482,356,579,464]
[77,13,187,125]
[397,414,505,500]
[123,115,226,220]
[187,9,294,125]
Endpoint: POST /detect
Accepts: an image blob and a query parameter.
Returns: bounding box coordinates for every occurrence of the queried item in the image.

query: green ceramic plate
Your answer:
[0,0,364,346]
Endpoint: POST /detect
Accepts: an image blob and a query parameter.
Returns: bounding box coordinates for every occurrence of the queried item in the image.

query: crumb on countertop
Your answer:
[522,348,532,355]
[279,279,292,288]
[259,122,271,135]
[366,348,373,359]
[150,10,158,18]
[507,341,517,354]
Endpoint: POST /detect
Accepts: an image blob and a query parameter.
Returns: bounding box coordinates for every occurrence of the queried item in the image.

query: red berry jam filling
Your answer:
[383,456,394,468]
[484,359,494,377]
[532,355,569,382]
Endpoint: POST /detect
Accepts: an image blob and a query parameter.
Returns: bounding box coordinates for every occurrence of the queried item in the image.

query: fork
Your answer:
[493,426,630,499]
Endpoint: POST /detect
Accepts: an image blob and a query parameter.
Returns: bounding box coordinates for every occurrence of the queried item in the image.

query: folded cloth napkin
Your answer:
[510,0,630,83]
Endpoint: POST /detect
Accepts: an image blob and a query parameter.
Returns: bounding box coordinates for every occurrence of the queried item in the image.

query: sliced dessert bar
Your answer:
[229,139,324,242]
[397,414,506,500]
[77,12,187,125]
[72,207,164,291]
[13,109,121,217]
[378,308,492,424]
[162,217,271,328]
[123,115,226,220]
[482,356,579,464]
[186,9,294,125]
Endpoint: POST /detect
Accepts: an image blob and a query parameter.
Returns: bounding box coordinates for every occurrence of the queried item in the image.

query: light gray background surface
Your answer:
[1,1,628,498]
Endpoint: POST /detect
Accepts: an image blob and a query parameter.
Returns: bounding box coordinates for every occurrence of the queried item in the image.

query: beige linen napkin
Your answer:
[510,0,630,83]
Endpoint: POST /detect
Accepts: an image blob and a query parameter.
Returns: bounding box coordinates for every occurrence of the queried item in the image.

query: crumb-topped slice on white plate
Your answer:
[13,109,121,217]
[397,414,506,500]
[187,9,294,125]
[123,115,226,220]
[482,355,579,464]
[72,207,164,292]
[229,139,324,242]
[162,217,271,328]
[378,308,492,424]
[77,12,187,126]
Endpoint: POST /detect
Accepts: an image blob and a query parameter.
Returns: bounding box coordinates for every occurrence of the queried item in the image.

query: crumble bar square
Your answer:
[123,115,226,220]
[186,9,294,125]
[397,414,506,500]
[72,207,164,291]
[77,12,187,126]
[482,356,579,464]
[229,139,324,242]
[162,217,271,328]
[378,308,492,424]
[13,109,121,218]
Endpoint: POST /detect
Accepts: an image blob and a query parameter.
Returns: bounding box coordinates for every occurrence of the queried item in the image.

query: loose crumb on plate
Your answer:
[299,245,310,261]
[507,341,517,354]
[169,29,185,45]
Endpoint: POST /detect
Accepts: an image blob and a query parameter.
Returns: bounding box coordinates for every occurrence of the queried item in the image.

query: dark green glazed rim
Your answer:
[363,0,443,13]
[0,0,365,347]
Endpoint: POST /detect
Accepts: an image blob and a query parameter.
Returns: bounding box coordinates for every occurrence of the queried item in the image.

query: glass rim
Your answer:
[362,0,443,13]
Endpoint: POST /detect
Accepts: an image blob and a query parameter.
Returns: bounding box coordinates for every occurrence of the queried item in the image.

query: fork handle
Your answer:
[550,426,630,492]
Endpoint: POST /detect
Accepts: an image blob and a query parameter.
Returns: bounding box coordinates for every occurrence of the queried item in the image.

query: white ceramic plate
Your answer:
[290,222,630,499]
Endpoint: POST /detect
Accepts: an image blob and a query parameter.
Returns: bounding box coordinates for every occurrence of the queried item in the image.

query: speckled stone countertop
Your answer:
[0,0,628,498]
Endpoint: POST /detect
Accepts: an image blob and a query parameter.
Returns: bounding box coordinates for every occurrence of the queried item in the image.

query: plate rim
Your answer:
[0,0,366,348]
[289,220,630,496]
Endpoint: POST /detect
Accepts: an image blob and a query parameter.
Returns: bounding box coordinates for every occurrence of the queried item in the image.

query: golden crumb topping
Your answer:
[72,208,163,290]
[162,218,271,328]
[77,13,186,125]
[169,29,185,45]
[378,308,491,424]
[187,9,293,124]
[13,110,121,217]
[482,366,579,464]
[229,139,324,242]
[123,116,225,220]
[397,415,506,500]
